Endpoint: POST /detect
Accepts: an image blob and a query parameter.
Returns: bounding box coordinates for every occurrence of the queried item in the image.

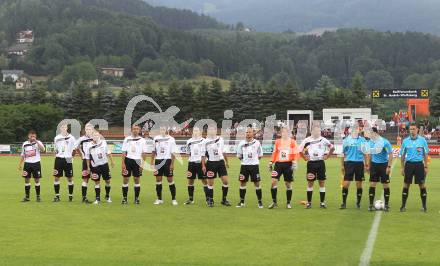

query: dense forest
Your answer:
[0,0,440,89]
[2,0,440,89]
[0,74,366,142]
[0,0,225,32]
[2,73,440,143]
[0,0,440,141]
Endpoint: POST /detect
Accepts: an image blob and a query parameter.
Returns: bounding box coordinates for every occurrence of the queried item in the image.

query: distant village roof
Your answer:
[17,30,34,43]
[100,67,125,70]
[6,43,30,52]
[1,70,24,75]
[18,30,33,38]
[16,75,32,82]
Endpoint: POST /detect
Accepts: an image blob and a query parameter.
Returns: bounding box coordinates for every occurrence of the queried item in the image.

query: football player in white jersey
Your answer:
[299,125,334,209]
[86,131,114,204]
[201,125,231,207]
[53,123,77,202]
[121,124,147,204]
[18,130,45,202]
[184,127,208,205]
[151,126,178,206]
[236,127,264,208]
[75,123,94,203]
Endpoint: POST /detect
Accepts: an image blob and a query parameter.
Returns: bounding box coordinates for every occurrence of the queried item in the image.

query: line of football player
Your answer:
[18,122,430,212]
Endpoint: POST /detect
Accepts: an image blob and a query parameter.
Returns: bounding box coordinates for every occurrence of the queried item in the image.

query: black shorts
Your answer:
[271,162,294,182]
[239,165,260,182]
[306,160,326,181]
[123,157,142,178]
[370,162,390,183]
[91,163,111,181]
[344,161,365,181]
[22,162,42,178]
[53,157,73,178]
[187,162,205,179]
[404,161,425,184]
[206,160,228,179]
[81,159,90,179]
[154,159,173,177]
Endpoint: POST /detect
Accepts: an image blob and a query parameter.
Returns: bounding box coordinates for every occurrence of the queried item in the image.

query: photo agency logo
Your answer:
[55,95,388,170]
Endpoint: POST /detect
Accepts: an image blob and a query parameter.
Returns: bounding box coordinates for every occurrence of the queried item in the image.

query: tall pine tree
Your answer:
[430,84,440,118]
[194,82,209,120]
[206,80,226,123]
[113,88,130,126]
[351,72,367,107]
[71,83,93,123]
[102,89,116,125]
[179,83,195,121]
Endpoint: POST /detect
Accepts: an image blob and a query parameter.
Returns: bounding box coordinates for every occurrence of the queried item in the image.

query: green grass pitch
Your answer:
[1,156,439,266]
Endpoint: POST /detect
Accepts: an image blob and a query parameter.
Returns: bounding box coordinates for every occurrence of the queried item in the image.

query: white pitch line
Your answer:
[359,160,397,266]
[359,209,383,266]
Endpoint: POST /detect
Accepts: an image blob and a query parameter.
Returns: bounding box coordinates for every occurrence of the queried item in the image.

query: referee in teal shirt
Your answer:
[399,123,429,212]
[340,126,369,209]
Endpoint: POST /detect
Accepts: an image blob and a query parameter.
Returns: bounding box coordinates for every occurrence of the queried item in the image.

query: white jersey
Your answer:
[54,134,76,158]
[121,135,147,160]
[205,136,224,161]
[86,140,110,167]
[237,139,263,165]
[21,140,44,163]
[153,135,176,160]
[298,136,333,161]
[144,136,154,153]
[75,135,93,159]
[186,137,205,162]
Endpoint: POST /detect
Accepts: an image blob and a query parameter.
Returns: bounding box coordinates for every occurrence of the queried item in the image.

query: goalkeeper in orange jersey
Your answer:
[268,126,300,209]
